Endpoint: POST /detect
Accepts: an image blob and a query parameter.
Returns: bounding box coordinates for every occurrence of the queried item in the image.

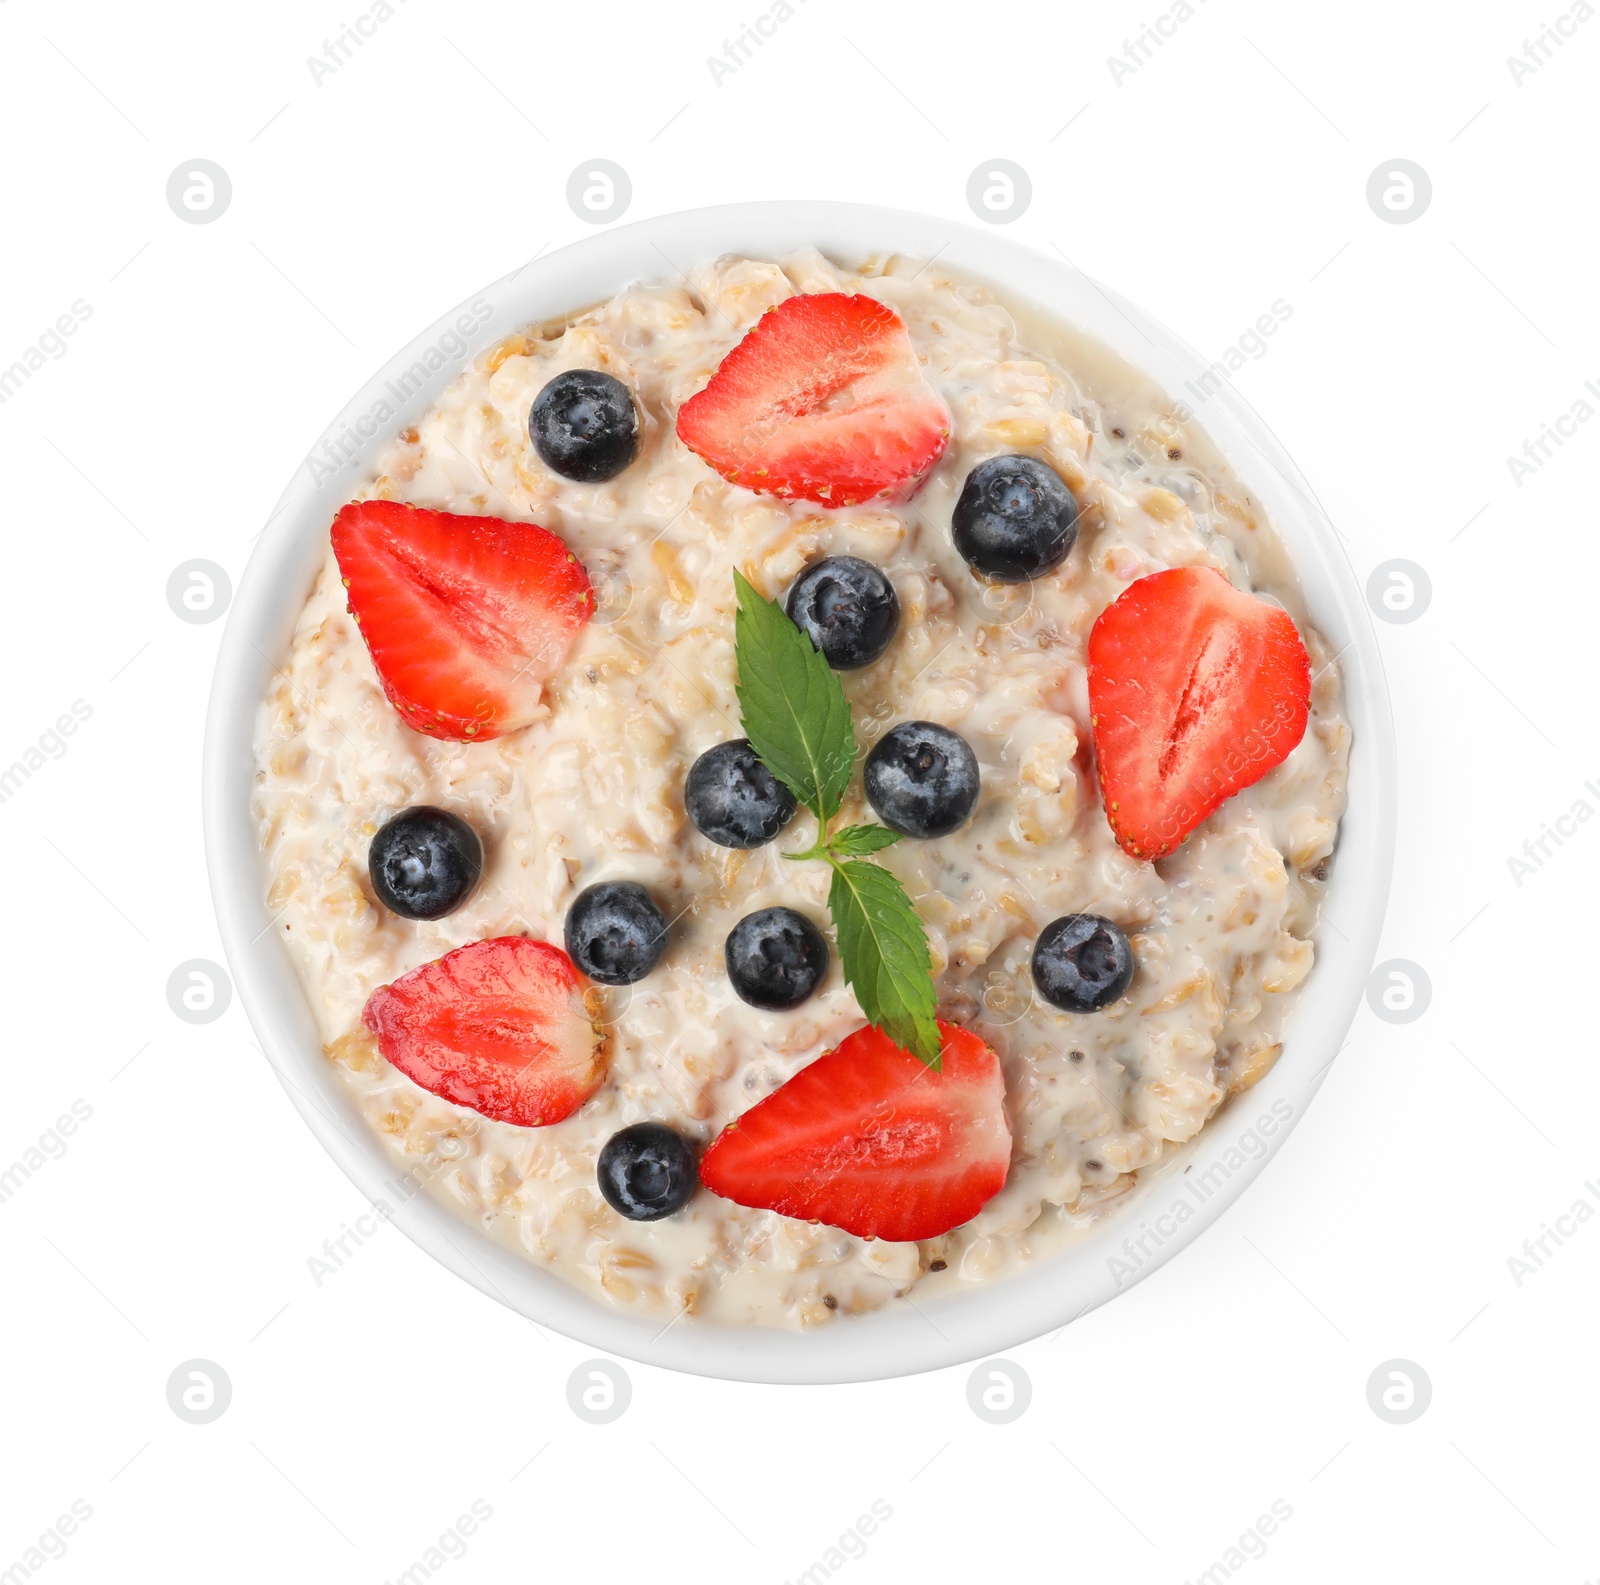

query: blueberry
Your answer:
[597,1123,698,1221]
[565,882,668,985]
[863,722,980,839]
[367,807,483,920]
[725,907,829,1011]
[785,556,900,669]
[685,739,797,850]
[529,369,639,483]
[1032,914,1135,1012]
[952,454,1079,583]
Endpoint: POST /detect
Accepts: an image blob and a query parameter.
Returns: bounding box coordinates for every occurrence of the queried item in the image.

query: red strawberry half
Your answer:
[699,1021,1010,1242]
[331,499,593,741]
[676,293,951,507]
[362,937,607,1128]
[1087,565,1312,860]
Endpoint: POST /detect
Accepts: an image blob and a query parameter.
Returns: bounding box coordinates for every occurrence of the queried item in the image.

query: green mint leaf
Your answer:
[828,857,942,1069]
[733,569,855,823]
[828,823,904,858]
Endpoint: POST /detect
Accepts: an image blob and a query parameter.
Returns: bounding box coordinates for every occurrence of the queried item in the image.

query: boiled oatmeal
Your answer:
[253,248,1348,1328]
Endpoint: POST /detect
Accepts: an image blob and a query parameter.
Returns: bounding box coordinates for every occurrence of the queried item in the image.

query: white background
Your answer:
[1,0,1594,1579]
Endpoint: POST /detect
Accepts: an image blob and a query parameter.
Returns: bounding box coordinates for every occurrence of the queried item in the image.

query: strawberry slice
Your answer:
[331,499,592,741]
[699,1021,1010,1242]
[676,293,951,507]
[1087,566,1312,860]
[362,937,607,1128]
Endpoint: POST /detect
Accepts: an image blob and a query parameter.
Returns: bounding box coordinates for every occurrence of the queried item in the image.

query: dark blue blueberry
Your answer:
[785,556,900,669]
[1032,914,1135,1012]
[952,454,1079,583]
[863,721,980,839]
[685,739,798,850]
[597,1123,698,1220]
[564,881,668,985]
[724,907,829,1011]
[529,369,639,483]
[367,807,482,920]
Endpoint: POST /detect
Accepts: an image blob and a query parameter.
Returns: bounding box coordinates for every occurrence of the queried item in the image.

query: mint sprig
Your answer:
[732,571,942,1069]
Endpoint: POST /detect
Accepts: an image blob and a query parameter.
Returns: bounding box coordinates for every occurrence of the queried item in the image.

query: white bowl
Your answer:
[203,201,1395,1384]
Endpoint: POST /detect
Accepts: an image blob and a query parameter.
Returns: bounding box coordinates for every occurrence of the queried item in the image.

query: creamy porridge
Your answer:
[253,248,1348,1329]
